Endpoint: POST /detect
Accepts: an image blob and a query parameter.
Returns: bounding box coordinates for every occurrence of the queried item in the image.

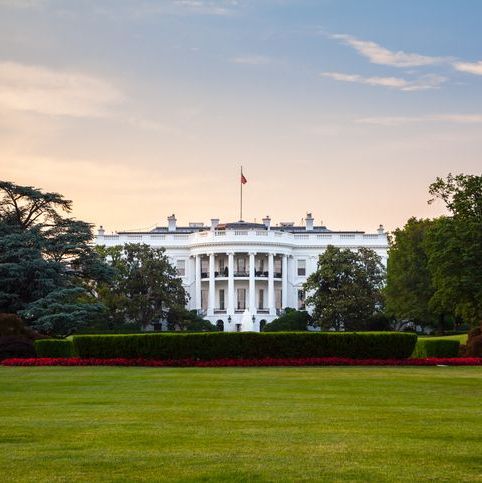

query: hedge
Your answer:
[35,339,74,358]
[412,339,460,358]
[71,332,417,360]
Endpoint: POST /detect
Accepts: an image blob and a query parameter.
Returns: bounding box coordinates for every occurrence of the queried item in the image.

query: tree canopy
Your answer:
[424,173,482,326]
[0,181,111,335]
[96,244,188,327]
[304,246,385,331]
[384,217,437,327]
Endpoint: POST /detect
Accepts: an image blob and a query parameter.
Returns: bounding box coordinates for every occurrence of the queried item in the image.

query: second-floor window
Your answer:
[237,257,246,273]
[297,260,306,276]
[176,259,185,276]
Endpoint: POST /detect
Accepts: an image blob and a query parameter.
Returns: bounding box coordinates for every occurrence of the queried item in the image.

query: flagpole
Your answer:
[240,165,243,221]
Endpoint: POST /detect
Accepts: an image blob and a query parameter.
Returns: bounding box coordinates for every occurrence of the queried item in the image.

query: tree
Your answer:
[262,308,312,332]
[304,246,385,331]
[384,218,438,329]
[425,174,482,327]
[97,244,188,327]
[0,181,111,335]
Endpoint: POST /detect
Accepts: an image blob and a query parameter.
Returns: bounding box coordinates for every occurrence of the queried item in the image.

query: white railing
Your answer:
[97,229,385,247]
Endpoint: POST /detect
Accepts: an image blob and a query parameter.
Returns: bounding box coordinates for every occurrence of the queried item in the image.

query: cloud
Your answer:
[174,0,238,16]
[356,114,482,126]
[320,72,446,91]
[0,61,123,117]
[453,60,482,76]
[230,55,272,65]
[330,33,446,67]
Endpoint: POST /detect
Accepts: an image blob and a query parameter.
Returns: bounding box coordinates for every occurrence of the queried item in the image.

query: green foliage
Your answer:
[424,216,482,326]
[72,332,417,360]
[304,246,385,331]
[0,313,29,337]
[384,218,438,327]
[0,181,112,336]
[96,244,187,328]
[166,307,217,332]
[424,174,482,326]
[263,308,311,332]
[20,288,105,336]
[412,339,460,358]
[35,339,74,357]
[0,336,36,360]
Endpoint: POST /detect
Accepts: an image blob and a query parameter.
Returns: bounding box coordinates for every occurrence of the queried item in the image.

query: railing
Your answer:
[97,229,385,246]
[255,271,268,277]
[257,309,269,314]
[234,271,249,277]
[214,309,227,314]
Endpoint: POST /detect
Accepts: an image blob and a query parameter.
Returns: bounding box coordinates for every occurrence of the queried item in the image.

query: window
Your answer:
[237,288,246,310]
[237,257,246,273]
[274,258,282,274]
[201,289,208,311]
[258,289,264,309]
[298,289,305,309]
[218,257,226,272]
[275,288,282,309]
[219,289,225,310]
[201,258,209,273]
[257,258,264,272]
[297,260,306,276]
[176,259,185,276]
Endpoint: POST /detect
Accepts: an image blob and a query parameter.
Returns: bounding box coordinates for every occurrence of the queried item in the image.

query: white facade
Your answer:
[95,214,388,332]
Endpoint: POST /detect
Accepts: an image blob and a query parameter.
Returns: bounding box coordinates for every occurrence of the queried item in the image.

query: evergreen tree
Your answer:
[0,181,111,335]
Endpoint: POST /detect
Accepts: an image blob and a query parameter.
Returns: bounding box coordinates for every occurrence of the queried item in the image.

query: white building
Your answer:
[95,214,388,332]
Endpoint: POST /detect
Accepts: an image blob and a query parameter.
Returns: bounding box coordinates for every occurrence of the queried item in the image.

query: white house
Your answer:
[95,213,388,332]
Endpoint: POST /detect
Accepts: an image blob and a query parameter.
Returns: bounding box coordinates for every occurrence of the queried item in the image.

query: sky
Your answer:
[1,0,481,233]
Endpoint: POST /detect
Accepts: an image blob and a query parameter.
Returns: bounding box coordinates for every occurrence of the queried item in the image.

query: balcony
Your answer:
[234,271,249,277]
[214,308,227,314]
[255,270,268,277]
[257,308,269,314]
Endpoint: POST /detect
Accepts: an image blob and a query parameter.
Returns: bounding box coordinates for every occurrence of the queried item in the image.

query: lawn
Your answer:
[419,333,469,344]
[1,367,482,482]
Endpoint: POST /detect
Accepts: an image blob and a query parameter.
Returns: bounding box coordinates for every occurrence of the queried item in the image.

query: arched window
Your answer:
[216,320,224,332]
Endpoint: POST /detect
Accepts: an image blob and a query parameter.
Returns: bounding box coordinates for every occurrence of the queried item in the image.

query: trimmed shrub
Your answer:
[0,336,36,360]
[35,339,74,358]
[412,339,460,358]
[263,308,311,332]
[72,332,417,360]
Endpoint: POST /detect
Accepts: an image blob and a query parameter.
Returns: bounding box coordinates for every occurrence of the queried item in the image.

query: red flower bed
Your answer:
[2,357,482,367]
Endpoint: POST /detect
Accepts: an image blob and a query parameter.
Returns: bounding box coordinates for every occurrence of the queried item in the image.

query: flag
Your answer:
[241,173,247,184]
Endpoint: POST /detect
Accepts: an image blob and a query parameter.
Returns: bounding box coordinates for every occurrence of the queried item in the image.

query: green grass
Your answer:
[419,334,468,344]
[1,367,482,482]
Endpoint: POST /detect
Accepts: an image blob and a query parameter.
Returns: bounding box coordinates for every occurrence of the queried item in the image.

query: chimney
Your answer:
[377,224,385,235]
[305,212,314,231]
[168,214,177,232]
[262,215,271,229]
[210,218,220,230]
[97,225,105,236]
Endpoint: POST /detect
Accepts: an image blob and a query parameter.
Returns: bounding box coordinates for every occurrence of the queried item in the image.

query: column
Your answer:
[208,253,215,316]
[249,252,256,313]
[227,252,234,315]
[268,253,275,315]
[282,254,288,309]
[195,254,201,311]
